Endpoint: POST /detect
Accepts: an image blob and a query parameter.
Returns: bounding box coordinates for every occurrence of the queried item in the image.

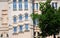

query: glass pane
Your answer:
[34,32,36,36]
[19,0,22,2]
[25,14,28,20]
[19,15,22,20]
[55,3,57,8]
[19,3,22,10]
[13,0,16,2]
[52,3,54,7]
[25,24,28,30]
[13,17,16,23]
[20,25,23,31]
[36,3,38,10]
[24,2,28,10]
[14,27,17,32]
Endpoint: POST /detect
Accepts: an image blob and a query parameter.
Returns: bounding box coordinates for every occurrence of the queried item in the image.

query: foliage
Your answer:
[31,0,60,38]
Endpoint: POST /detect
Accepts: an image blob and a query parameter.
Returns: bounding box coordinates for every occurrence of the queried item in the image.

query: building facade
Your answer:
[0,0,60,38]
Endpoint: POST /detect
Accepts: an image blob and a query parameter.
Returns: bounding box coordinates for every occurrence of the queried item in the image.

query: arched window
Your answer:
[25,13,28,20]
[19,15,22,21]
[13,16,17,23]
[19,25,23,31]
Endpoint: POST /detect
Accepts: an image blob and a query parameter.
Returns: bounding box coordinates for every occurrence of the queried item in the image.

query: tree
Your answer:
[31,0,60,38]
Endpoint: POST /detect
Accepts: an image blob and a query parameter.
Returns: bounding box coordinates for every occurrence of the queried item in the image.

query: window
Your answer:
[25,13,28,20]
[19,15,22,21]
[24,0,28,2]
[14,27,17,33]
[1,34,3,37]
[52,2,57,9]
[34,19,38,25]
[19,25,23,31]
[25,24,28,30]
[34,37,36,38]
[32,3,35,10]
[13,0,17,11]
[55,2,57,8]
[19,0,22,10]
[13,16,17,23]
[52,2,54,8]
[34,32,36,36]
[35,3,38,10]
[7,34,9,37]
[24,0,28,10]
[38,32,40,36]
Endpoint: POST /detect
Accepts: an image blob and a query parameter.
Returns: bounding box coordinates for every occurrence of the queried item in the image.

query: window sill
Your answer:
[19,31,24,33]
[13,32,18,35]
[25,19,29,21]
[24,30,30,32]
[19,20,23,22]
[19,9,22,11]
[13,9,17,11]
[24,9,28,11]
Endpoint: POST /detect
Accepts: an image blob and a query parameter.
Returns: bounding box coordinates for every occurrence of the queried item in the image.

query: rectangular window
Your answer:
[52,2,54,7]
[52,2,57,9]
[24,2,28,10]
[14,27,17,33]
[34,32,36,36]
[19,3,22,10]
[19,0,22,10]
[13,0,17,11]
[19,25,23,31]
[24,0,28,10]
[55,3,57,9]
[32,3,35,10]
[25,24,28,30]
[36,3,38,10]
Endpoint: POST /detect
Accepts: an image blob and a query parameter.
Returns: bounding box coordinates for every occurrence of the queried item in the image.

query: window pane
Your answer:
[20,25,23,31]
[24,0,28,2]
[34,32,36,36]
[25,24,28,30]
[13,0,16,2]
[24,2,28,10]
[55,3,57,8]
[19,3,22,10]
[38,32,40,36]
[52,3,54,7]
[13,17,16,23]
[35,19,38,25]
[32,3,35,10]
[36,3,38,10]
[13,2,17,10]
[34,37,36,38]
[25,14,28,20]
[19,15,22,20]
[19,0,22,10]
[14,27,17,32]
[19,0,22,2]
